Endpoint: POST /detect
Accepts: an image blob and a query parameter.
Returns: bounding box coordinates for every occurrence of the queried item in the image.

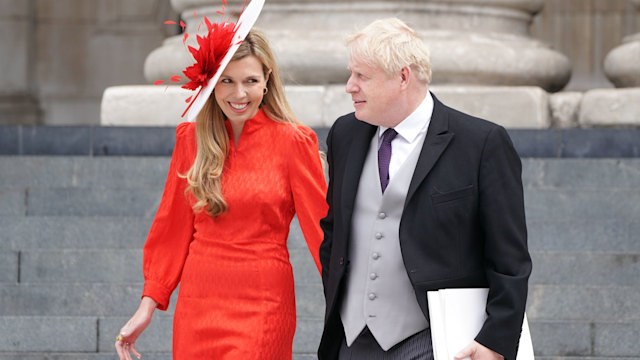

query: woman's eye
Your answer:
[247,78,258,83]
[221,78,232,84]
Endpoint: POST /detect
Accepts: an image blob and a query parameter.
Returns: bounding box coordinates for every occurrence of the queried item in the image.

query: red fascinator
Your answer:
[157,0,265,122]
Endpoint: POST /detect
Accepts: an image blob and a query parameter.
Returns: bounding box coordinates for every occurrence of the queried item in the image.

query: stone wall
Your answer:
[1,0,640,126]
[0,0,177,125]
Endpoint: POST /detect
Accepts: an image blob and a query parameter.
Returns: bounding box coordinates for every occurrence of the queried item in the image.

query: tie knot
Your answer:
[382,128,397,144]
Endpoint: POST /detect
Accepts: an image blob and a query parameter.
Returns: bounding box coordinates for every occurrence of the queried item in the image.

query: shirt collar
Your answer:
[378,92,434,143]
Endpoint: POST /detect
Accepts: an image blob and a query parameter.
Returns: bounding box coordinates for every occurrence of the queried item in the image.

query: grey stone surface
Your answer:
[550,92,583,128]
[528,321,591,356]
[21,127,91,155]
[527,219,639,252]
[0,189,26,215]
[431,86,551,129]
[560,128,640,158]
[527,285,640,322]
[294,284,325,319]
[0,216,151,250]
[509,130,563,158]
[26,188,162,217]
[524,159,640,189]
[20,250,144,283]
[604,37,640,88]
[594,322,640,357]
[580,88,640,127]
[530,252,640,286]
[524,189,640,221]
[0,125,19,154]
[0,317,96,352]
[93,127,175,156]
[0,284,144,316]
[0,251,18,283]
[292,319,324,354]
[0,157,170,188]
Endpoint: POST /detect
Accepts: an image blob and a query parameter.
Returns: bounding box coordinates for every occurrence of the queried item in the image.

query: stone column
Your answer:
[580,0,640,127]
[0,1,41,125]
[102,0,571,128]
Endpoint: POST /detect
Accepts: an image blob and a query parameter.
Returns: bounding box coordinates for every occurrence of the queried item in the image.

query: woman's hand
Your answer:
[115,296,158,360]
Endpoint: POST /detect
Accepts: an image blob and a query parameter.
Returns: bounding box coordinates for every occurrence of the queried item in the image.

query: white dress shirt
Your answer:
[378,93,434,180]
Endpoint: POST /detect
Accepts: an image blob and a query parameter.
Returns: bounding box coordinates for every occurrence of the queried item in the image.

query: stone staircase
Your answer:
[1,151,639,359]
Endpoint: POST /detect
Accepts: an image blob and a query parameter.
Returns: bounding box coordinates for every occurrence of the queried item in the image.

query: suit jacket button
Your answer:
[339,257,344,265]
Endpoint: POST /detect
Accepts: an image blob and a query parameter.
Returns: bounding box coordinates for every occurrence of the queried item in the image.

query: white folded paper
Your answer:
[427,288,533,360]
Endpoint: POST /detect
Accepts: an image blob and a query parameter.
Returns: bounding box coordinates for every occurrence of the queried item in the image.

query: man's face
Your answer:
[346,57,403,127]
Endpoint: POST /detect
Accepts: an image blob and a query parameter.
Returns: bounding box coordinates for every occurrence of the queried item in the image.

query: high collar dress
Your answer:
[141,109,328,359]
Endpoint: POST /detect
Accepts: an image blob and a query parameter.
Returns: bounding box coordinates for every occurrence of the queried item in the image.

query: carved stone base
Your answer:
[101,84,552,129]
[580,88,640,127]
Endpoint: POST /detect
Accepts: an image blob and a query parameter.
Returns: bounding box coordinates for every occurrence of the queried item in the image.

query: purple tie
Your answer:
[378,128,398,193]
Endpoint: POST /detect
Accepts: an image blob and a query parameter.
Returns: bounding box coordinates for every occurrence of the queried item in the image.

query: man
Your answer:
[318,18,532,360]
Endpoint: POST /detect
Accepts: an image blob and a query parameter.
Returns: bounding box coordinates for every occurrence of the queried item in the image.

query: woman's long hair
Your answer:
[184,29,301,217]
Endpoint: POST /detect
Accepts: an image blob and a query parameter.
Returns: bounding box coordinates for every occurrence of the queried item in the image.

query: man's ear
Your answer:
[400,66,412,88]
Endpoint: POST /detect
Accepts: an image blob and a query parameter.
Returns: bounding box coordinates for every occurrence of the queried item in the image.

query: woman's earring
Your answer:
[263,87,268,95]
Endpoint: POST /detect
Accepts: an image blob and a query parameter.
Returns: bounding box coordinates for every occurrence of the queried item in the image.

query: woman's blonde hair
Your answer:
[347,18,432,84]
[185,28,301,217]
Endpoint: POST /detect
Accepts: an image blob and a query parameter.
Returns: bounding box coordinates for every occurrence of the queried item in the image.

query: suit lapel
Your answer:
[405,94,454,206]
[341,120,377,228]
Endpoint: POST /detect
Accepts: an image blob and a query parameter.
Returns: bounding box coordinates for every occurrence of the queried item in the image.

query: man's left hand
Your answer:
[454,341,504,360]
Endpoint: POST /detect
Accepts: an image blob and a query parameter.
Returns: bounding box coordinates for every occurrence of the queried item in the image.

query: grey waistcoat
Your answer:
[340,133,429,351]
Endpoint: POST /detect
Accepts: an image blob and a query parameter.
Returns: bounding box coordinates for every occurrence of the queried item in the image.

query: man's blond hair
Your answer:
[347,18,432,84]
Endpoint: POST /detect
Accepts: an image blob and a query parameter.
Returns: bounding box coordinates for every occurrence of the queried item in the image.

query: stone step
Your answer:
[4,185,640,218]
[2,158,639,189]
[527,284,640,322]
[523,188,640,221]
[527,219,640,252]
[522,159,640,189]
[0,216,152,251]
[0,316,321,358]
[0,282,324,319]
[0,157,169,189]
[530,321,640,357]
[10,247,322,287]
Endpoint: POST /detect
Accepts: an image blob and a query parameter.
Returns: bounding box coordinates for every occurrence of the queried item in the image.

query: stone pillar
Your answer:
[0,1,41,125]
[580,0,640,127]
[102,0,571,128]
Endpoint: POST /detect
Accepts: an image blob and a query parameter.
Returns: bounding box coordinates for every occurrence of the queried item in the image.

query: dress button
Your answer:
[372,252,380,260]
[368,293,377,300]
[378,212,387,219]
[369,273,378,280]
[375,232,383,240]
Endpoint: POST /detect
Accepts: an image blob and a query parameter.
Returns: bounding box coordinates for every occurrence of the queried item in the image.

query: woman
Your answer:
[115,28,327,359]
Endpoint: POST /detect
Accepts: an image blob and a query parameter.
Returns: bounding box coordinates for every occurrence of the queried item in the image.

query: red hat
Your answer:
[157,0,265,122]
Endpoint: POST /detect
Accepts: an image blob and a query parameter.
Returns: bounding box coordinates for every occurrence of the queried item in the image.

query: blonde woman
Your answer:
[115,27,327,360]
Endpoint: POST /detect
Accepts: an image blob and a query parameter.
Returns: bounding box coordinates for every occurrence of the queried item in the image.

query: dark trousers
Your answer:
[338,327,434,360]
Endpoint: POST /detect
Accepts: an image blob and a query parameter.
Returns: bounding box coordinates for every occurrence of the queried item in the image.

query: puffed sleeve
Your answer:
[288,126,328,274]
[141,122,196,310]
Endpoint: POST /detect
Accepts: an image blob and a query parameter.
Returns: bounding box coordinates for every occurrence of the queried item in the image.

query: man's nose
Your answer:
[345,76,358,94]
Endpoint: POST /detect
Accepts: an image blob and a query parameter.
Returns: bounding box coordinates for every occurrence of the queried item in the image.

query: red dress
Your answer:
[141,109,328,359]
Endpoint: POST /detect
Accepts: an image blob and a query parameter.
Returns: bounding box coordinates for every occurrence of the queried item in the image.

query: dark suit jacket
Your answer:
[318,93,532,360]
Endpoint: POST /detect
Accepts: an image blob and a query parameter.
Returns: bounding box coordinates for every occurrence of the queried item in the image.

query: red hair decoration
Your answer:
[156,0,263,120]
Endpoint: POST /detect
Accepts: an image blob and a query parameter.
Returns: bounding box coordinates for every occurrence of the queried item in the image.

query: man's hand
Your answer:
[454,341,504,360]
